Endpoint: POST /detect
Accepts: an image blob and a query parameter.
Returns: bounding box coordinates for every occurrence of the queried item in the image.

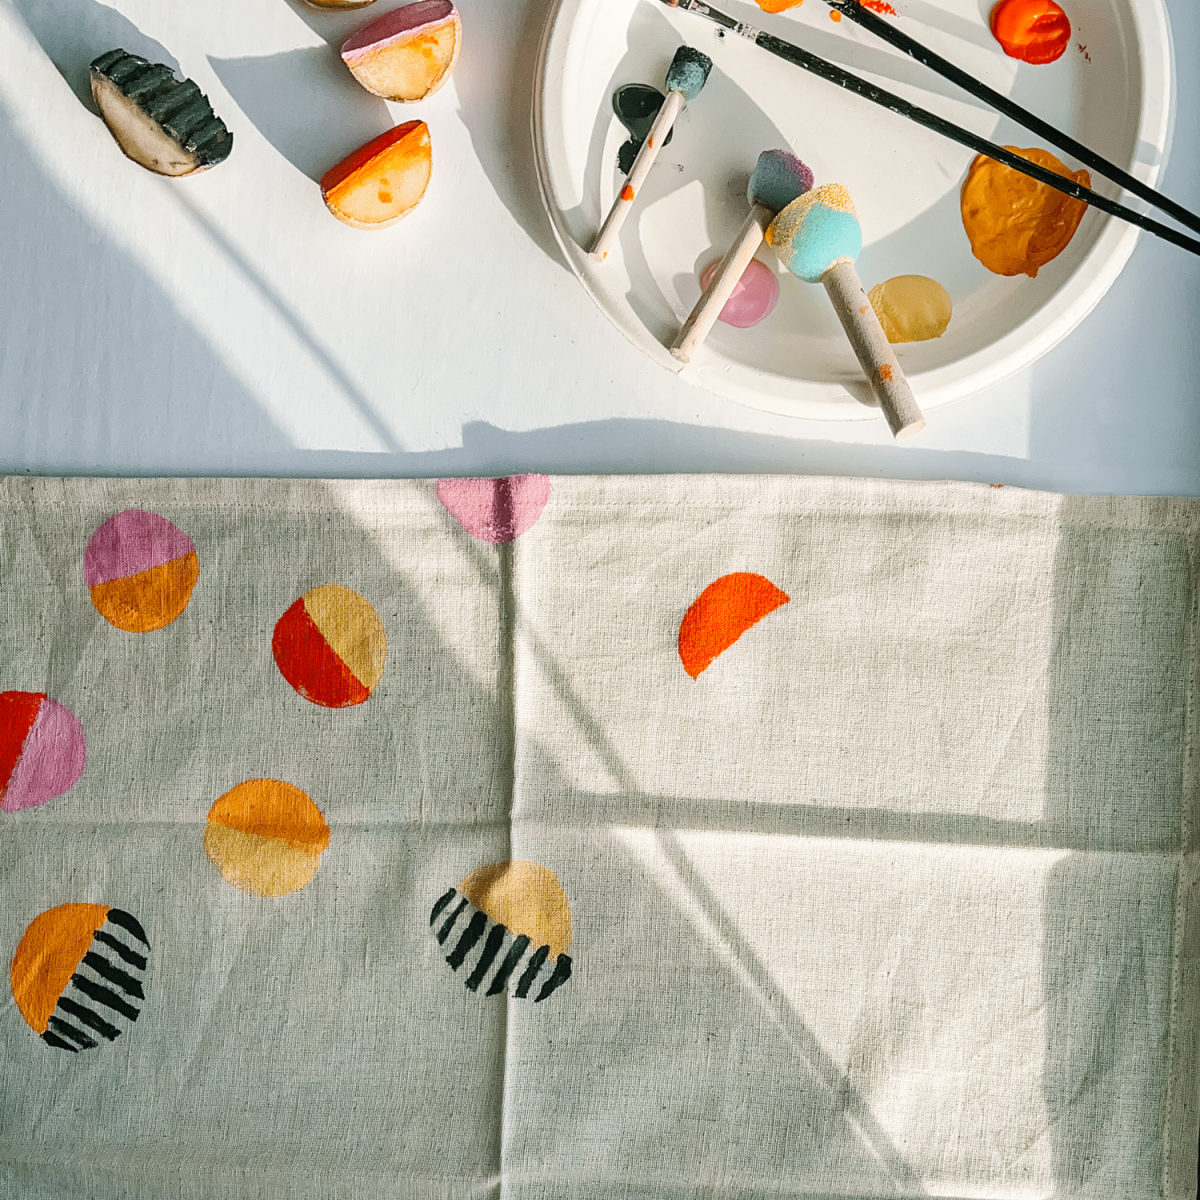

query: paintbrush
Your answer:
[822,0,1200,237]
[766,183,925,440]
[658,0,1200,260]
[590,44,713,262]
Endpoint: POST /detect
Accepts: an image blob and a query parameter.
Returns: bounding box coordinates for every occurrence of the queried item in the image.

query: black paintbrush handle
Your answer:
[666,0,1200,259]
[825,0,1200,237]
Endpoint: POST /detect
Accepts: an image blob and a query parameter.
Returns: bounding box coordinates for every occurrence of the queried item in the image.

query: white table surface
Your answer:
[1,0,1197,494]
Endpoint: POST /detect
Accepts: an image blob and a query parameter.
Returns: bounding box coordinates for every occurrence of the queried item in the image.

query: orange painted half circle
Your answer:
[89,551,200,633]
[678,572,790,679]
[207,779,330,853]
[11,904,109,1033]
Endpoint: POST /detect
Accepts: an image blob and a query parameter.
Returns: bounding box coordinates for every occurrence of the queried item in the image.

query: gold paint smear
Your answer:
[303,585,387,692]
[459,861,572,958]
[11,903,109,1033]
[208,779,330,853]
[204,823,322,897]
[868,275,953,343]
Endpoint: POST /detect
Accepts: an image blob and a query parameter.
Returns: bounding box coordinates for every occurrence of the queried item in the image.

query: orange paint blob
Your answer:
[860,0,897,13]
[990,0,1070,65]
[755,0,804,11]
[679,573,790,679]
[830,9,842,19]
[208,779,330,853]
[11,904,109,1033]
[960,146,1090,278]
[621,184,635,202]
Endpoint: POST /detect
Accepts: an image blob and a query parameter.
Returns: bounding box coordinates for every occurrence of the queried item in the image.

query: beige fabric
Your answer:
[0,476,1196,1200]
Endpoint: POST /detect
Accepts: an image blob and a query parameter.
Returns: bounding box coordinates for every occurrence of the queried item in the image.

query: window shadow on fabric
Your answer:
[429,492,1200,1199]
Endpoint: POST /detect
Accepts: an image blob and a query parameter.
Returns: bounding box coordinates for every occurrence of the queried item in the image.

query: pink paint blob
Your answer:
[698,257,780,328]
[342,0,457,60]
[84,509,196,587]
[436,475,551,544]
[1,697,86,813]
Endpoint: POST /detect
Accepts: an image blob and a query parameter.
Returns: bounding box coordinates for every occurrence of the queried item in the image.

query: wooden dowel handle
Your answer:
[671,202,773,363]
[821,261,925,441]
[589,89,684,263]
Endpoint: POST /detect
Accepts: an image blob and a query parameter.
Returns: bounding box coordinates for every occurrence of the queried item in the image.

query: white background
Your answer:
[0,0,1197,493]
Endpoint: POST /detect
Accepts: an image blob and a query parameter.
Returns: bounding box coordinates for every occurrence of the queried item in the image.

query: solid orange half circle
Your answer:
[89,551,200,633]
[678,572,790,679]
[11,903,110,1033]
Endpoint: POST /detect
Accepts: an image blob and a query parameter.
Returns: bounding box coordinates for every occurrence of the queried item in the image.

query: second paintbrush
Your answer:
[661,0,1200,261]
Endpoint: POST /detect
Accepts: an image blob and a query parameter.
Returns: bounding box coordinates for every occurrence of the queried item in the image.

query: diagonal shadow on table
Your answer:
[210,47,392,183]
[9,0,178,113]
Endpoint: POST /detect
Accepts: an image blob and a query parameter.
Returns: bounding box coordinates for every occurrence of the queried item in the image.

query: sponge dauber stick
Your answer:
[590,45,712,263]
[671,149,812,363]
[824,0,1200,238]
[660,0,1200,260]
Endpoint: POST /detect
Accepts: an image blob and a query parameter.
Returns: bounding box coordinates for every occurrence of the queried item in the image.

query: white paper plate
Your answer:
[532,0,1175,419]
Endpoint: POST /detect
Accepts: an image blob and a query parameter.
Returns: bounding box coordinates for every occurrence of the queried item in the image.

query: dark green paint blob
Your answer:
[613,83,673,175]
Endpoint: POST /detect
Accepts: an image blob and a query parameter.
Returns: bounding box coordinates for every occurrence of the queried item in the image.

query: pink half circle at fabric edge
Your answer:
[436,475,551,545]
[342,0,457,58]
[83,509,196,588]
[1,697,86,813]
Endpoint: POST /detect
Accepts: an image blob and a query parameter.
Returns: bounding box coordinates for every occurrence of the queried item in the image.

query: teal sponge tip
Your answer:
[766,184,862,283]
[748,149,813,214]
[665,45,713,101]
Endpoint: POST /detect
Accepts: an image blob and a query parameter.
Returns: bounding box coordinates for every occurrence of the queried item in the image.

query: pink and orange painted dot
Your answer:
[84,509,199,632]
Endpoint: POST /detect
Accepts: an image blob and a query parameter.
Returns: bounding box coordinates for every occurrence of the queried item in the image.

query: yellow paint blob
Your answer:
[303,584,388,693]
[960,146,1091,278]
[868,275,953,343]
[459,861,572,958]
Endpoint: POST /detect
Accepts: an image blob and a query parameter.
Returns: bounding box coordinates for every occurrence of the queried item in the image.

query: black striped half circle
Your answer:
[42,909,150,1053]
[430,888,571,1002]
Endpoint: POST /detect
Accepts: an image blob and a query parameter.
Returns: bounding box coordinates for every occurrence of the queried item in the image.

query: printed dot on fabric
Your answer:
[678,572,790,679]
[205,779,330,897]
[84,509,199,633]
[0,692,86,813]
[272,585,387,709]
[436,475,551,544]
[430,861,573,1003]
[11,904,150,1052]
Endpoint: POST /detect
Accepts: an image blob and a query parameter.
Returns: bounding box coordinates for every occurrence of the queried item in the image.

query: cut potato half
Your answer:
[341,0,461,102]
[321,121,432,229]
